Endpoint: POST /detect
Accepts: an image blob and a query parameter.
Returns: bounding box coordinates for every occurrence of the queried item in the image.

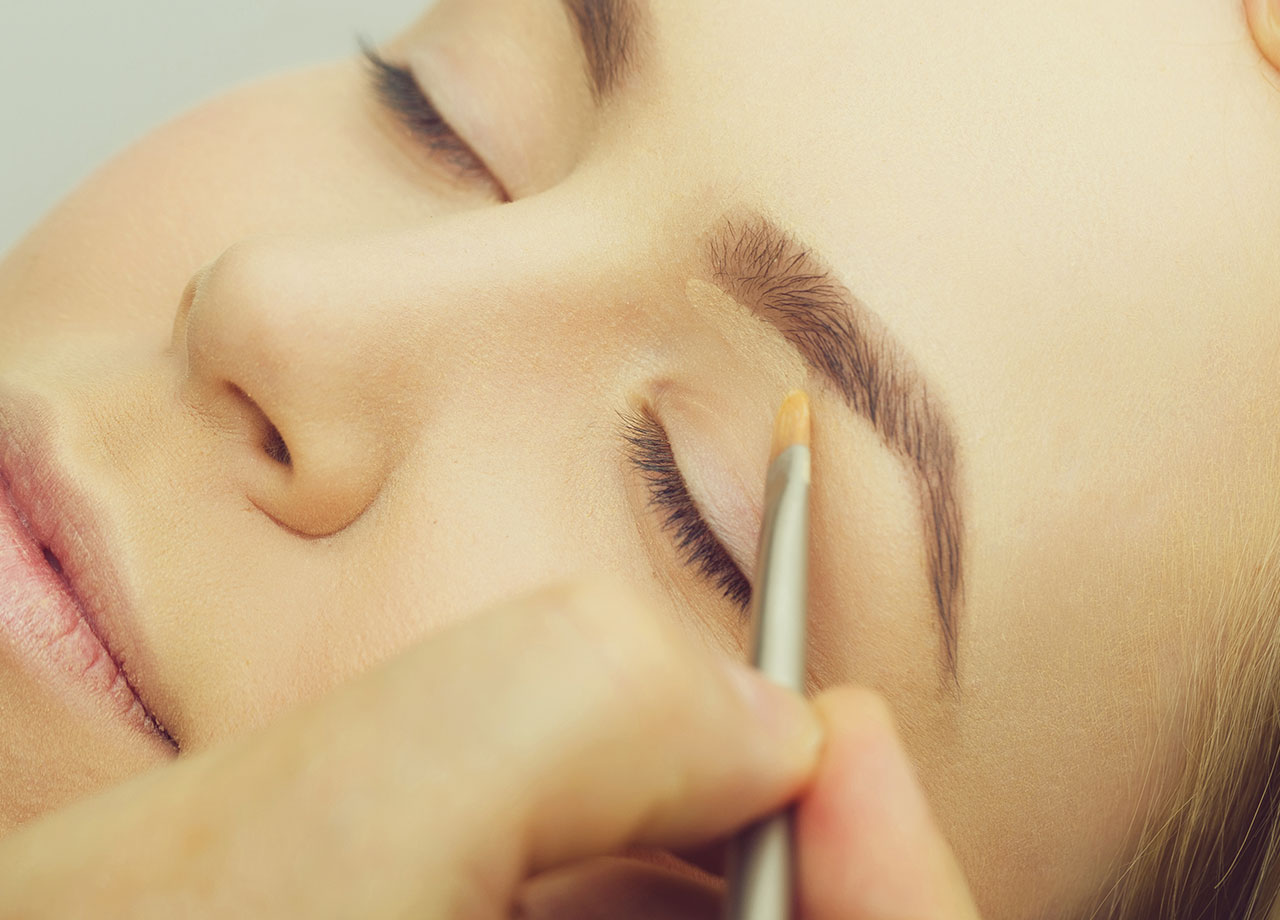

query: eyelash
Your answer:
[620,408,753,613]
[359,40,501,191]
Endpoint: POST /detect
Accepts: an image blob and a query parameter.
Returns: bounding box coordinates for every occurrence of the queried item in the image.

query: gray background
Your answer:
[0,0,428,254]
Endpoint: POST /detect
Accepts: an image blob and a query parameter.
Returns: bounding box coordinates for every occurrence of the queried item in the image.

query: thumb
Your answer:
[797,687,981,920]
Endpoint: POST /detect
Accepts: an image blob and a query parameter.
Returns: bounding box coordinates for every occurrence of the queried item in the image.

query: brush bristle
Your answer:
[769,390,811,464]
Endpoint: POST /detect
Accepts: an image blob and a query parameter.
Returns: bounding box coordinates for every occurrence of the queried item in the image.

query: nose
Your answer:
[172,237,425,535]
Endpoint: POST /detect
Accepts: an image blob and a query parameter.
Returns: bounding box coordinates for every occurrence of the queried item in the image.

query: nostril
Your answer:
[41,545,63,574]
[263,423,291,466]
[224,384,291,467]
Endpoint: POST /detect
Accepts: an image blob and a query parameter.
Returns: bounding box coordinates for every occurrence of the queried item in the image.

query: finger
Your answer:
[516,856,721,920]
[1245,0,1280,73]
[371,578,823,914]
[617,842,726,888]
[796,686,982,920]
[666,837,730,878]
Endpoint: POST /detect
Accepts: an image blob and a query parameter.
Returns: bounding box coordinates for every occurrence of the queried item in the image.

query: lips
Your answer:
[0,391,175,750]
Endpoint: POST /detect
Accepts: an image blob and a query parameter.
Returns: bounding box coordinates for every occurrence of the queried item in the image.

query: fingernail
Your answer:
[720,660,824,765]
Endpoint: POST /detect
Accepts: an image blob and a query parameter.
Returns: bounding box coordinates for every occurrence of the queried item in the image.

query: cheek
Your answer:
[372,372,648,618]
[145,356,649,752]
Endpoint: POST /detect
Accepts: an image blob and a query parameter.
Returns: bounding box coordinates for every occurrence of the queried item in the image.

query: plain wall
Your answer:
[0,0,428,253]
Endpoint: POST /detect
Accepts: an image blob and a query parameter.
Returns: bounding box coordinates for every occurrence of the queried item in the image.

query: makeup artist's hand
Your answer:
[520,687,985,920]
[0,576,981,919]
[0,577,815,918]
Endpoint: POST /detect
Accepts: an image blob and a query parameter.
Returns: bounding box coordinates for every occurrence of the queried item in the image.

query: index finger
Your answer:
[401,578,824,911]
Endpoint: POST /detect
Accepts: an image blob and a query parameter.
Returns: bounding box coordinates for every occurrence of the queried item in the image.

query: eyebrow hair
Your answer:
[705,214,965,686]
[559,0,641,100]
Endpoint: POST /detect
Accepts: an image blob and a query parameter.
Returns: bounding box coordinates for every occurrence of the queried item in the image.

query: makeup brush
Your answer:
[722,389,811,920]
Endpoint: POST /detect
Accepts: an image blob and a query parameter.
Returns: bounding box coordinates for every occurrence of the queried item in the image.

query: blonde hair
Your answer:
[1087,513,1280,918]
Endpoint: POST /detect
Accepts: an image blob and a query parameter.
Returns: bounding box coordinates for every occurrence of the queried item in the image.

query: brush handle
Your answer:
[723,443,810,920]
[722,808,794,920]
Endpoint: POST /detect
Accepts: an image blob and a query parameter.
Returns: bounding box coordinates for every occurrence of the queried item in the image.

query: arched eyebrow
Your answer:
[559,0,642,100]
[705,214,966,687]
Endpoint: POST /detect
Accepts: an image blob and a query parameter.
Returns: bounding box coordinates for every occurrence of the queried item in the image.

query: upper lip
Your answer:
[0,389,174,748]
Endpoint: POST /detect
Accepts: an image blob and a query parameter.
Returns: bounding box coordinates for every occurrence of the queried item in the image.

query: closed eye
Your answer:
[620,408,753,613]
[358,39,510,201]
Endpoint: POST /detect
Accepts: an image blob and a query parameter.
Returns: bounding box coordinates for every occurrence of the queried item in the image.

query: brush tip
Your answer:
[770,390,811,464]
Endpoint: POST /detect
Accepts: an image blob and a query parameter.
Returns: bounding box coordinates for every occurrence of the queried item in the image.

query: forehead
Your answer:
[645,0,1271,247]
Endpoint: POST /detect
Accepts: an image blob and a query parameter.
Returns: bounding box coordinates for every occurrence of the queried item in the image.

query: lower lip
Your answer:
[0,479,159,739]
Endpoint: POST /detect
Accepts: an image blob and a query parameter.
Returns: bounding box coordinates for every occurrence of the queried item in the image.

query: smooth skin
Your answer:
[0,579,979,919]
[0,2,1278,918]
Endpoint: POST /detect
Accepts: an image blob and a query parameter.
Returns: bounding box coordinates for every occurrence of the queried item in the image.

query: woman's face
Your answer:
[1,1,1277,916]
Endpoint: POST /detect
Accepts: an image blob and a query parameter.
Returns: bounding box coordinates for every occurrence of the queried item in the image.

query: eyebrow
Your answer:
[705,215,965,687]
[558,0,641,100]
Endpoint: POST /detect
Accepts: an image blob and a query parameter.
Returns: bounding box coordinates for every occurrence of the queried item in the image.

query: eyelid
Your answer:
[650,387,763,575]
[663,428,759,575]
[359,41,510,201]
